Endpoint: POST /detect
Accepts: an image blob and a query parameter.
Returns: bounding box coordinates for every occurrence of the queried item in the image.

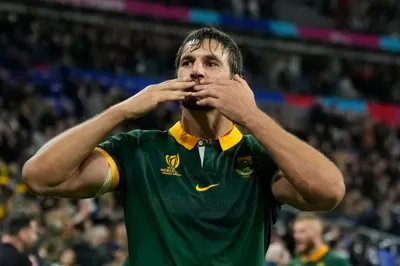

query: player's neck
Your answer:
[181,108,234,139]
[1,235,24,252]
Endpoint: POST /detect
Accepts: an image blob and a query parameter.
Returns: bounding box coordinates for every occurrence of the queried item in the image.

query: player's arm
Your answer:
[245,111,345,211]
[192,76,344,211]
[22,78,194,199]
[22,107,124,199]
[271,171,334,211]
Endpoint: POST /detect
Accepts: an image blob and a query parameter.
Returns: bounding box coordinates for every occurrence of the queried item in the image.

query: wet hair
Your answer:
[175,27,243,77]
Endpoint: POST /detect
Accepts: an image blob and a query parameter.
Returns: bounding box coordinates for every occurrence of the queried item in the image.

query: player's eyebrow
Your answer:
[180,54,224,65]
[203,54,223,65]
[180,55,195,64]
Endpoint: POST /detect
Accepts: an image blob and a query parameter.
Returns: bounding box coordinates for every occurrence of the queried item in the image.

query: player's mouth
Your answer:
[185,87,196,93]
[185,80,201,93]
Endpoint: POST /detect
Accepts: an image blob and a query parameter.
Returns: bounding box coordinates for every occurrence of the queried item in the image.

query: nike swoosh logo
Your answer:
[195,183,220,192]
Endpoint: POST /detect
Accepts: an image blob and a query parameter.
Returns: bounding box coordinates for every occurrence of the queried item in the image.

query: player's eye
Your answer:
[206,61,218,67]
[181,61,192,67]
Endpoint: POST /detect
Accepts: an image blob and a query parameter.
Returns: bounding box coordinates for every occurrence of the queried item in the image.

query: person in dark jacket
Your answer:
[0,212,39,266]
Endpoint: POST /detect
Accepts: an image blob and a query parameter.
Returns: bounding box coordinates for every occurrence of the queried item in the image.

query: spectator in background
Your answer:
[265,241,291,266]
[57,248,77,266]
[0,212,39,266]
[288,213,351,266]
[105,243,127,266]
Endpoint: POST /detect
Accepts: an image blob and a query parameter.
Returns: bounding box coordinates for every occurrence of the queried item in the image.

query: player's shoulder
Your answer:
[325,250,350,262]
[124,128,167,139]
[240,134,270,155]
[115,129,169,144]
[99,129,169,150]
[241,134,260,147]
[287,257,303,266]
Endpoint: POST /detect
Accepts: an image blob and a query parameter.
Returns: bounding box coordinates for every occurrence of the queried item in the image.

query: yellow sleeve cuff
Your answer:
[95,147,120,190]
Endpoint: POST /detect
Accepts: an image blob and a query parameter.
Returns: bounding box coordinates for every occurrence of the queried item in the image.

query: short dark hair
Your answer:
[175,28,243,76]
[3,212,34,236]
[294,213,323,224]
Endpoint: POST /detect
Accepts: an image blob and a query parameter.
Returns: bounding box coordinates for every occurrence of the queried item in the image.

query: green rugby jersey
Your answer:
[97,121,281,266]
[288,245,351,266]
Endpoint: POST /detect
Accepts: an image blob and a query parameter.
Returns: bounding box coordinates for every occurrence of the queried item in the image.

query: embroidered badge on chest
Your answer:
[235,156,254,178]
[161,154,181,176]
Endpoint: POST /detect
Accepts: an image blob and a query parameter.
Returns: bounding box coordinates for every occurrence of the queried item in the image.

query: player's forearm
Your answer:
[23,106,125,187]
[244,110,345,206]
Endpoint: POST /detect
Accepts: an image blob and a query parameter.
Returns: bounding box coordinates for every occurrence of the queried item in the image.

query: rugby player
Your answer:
[288,213,351,266]
[22,28,345,266]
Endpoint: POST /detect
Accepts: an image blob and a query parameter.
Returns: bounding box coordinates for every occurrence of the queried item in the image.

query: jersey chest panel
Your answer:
[125,141,266,232]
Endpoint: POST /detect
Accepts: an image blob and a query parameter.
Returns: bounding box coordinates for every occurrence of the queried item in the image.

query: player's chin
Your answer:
[181,97,214,111]
[295,244,306,254]
[296,242,313,255]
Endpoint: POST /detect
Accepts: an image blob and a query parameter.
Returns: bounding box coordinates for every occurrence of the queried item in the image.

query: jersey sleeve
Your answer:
[96,132,131,192]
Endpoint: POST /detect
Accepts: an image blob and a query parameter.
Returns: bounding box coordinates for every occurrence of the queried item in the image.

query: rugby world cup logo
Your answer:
[161,154,181,176]
[166,154,180,169]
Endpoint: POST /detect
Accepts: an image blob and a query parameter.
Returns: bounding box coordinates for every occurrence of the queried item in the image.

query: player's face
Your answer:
[177,39,231,110]
[293,220,316,255]
[19,220,39,251]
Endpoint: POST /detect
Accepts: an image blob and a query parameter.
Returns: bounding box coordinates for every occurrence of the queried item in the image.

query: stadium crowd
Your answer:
[314,0,400,35]
[0,5,399,266]
[148,0,400,35]
[3,10,400,103]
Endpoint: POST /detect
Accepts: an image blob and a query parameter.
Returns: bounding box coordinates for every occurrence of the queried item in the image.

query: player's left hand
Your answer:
[192,74,259,126]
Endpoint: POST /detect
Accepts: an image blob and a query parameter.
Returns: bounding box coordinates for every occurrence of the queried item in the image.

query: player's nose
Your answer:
[190,71,204,83]
[190,60,205,82]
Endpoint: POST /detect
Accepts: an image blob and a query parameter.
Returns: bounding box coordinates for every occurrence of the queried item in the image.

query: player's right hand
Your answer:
[115,77,195,120]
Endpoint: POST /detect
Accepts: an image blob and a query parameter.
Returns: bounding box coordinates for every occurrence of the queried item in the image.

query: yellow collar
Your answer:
[301,245,329,263]
[169,121,243,151]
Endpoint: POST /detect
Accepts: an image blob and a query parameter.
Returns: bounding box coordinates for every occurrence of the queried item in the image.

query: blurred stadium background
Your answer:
[0,0,400,265]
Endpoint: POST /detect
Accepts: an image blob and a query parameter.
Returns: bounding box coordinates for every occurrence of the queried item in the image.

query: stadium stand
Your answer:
[0,0,400,265]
